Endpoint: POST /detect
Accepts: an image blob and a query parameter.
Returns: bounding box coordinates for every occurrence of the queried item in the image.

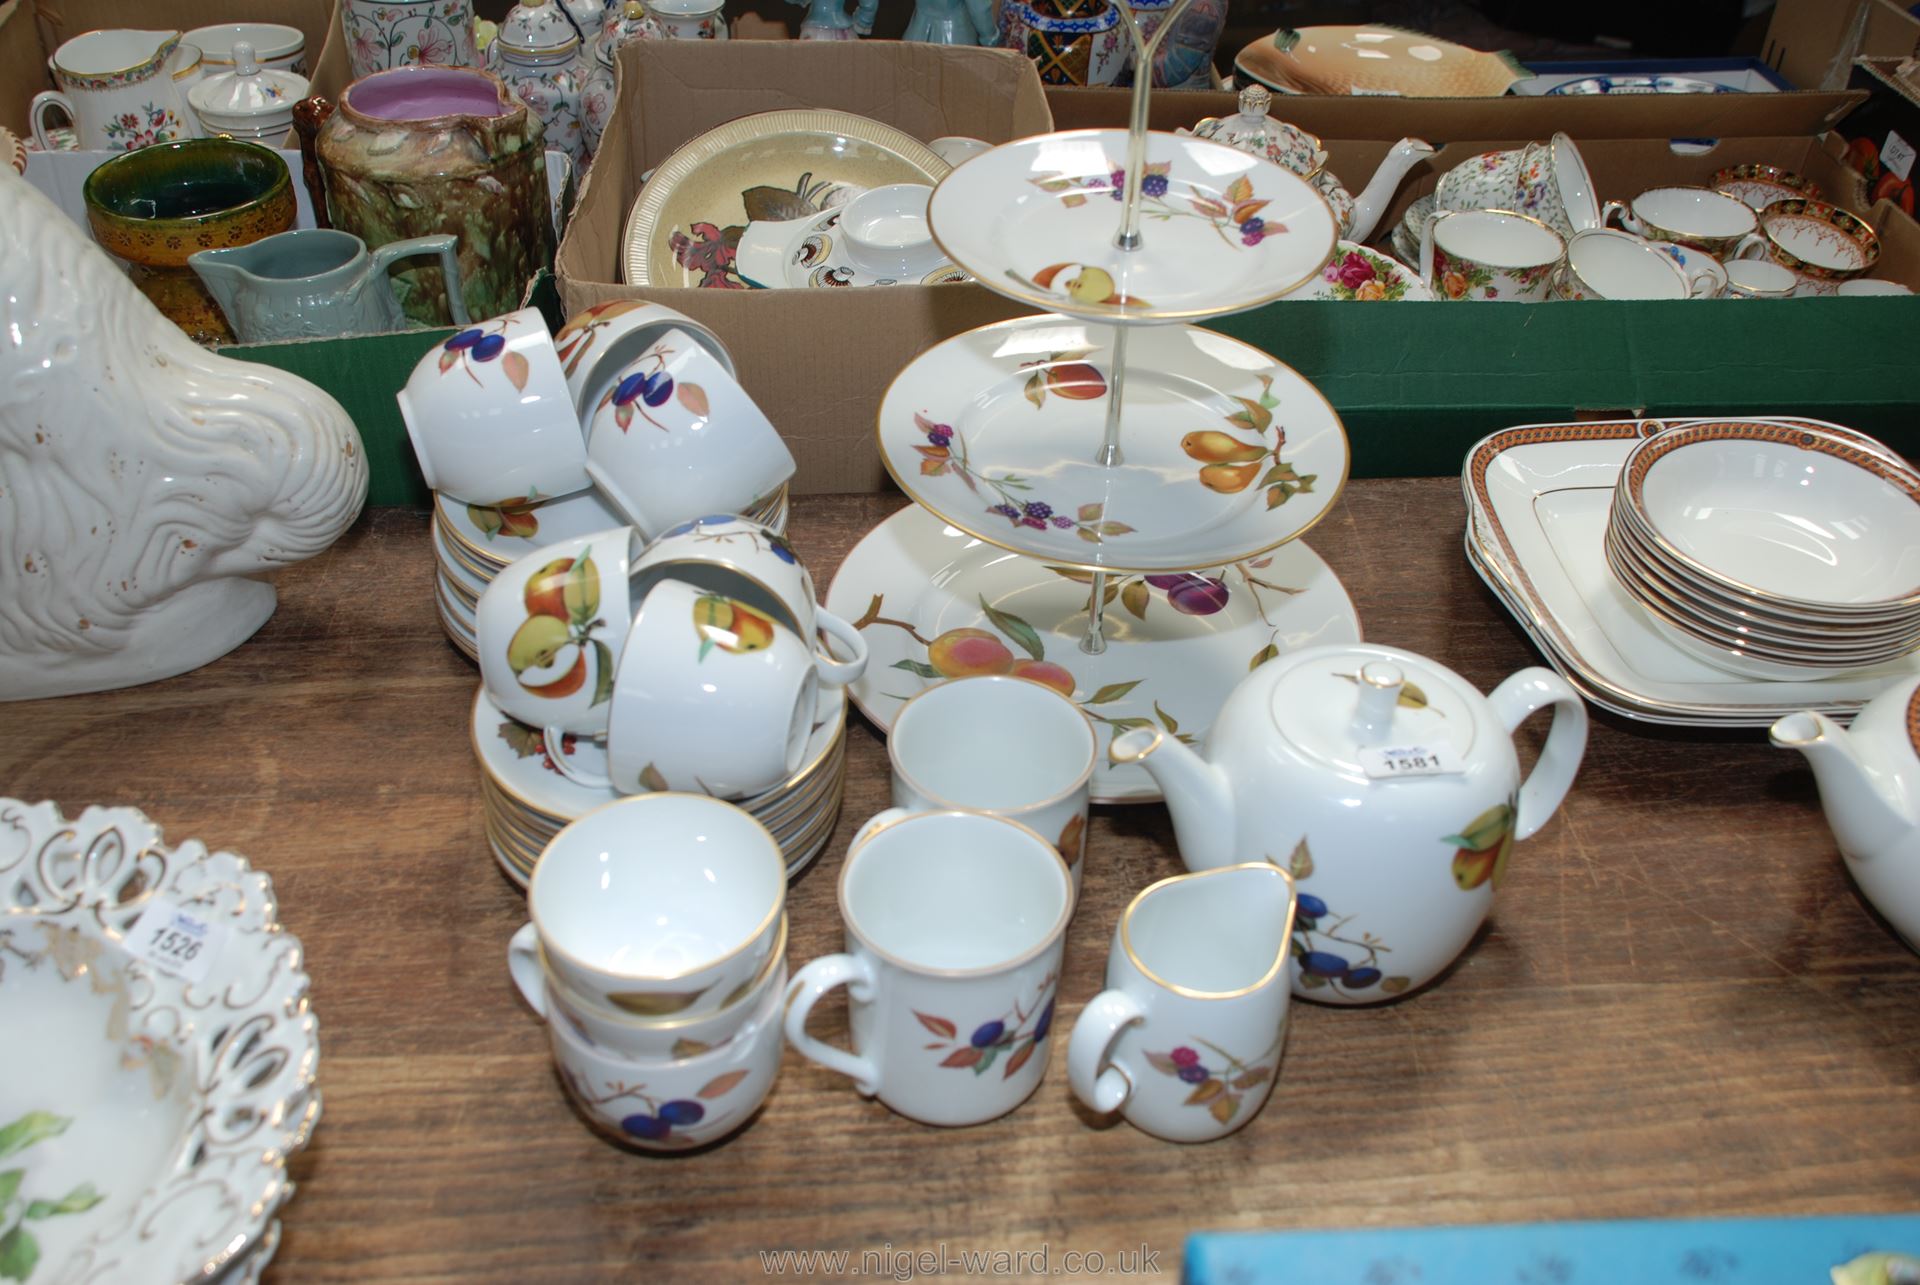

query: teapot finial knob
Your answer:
[1237,83,1272,120]
[1351,660,1404,745]
[232,40,259,78]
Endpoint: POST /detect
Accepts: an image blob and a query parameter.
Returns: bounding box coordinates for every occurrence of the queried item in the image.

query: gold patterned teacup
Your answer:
[1603,186,1758,260]
[1731,198,1880,295]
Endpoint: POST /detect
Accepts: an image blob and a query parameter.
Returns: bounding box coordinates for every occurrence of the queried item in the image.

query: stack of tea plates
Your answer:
[470,685,844,887]
[1462,417,1920,726]
[430,485,790,662]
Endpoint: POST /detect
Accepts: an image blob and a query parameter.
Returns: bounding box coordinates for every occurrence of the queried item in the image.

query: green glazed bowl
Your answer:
[83,137,294,268]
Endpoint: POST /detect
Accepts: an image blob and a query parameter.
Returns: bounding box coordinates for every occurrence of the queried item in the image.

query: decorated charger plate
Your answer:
[621,109,949,288]
[877,315,1348,573]
[824,505,1362,802]
[927,129,1339,323]
[0,799,318,1283]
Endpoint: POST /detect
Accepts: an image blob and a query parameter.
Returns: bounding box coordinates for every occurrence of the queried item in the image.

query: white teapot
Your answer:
[1771,683,1920,952]
[1112,643,1588,1003]
[1181,84,1433,244]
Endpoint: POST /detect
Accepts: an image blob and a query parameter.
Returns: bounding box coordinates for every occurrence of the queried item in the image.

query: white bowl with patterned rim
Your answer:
[0,798,318,1284]
[928,129,1339,324]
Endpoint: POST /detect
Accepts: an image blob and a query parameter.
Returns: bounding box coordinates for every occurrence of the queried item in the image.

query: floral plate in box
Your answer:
[927,128,1339,323]
[823,505,1361,803]
[876,315,1349,573]
[1279,241,1430,301]
[0,799,318,1284]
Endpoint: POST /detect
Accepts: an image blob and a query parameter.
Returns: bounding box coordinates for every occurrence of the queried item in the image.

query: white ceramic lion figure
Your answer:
[0,167,368,700]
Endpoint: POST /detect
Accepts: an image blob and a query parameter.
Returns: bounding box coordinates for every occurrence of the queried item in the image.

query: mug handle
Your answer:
[783,954,880,1094]
[29,91,74,151]
[507,923,549,1018]
[1487,668,1589,842]
[810,608,870,687]
[542,726,613,790]
[369,234,471,326]
[1066,988,1146,1115]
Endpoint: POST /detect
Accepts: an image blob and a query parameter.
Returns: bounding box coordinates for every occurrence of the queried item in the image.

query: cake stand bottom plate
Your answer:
[825,504,1362,803]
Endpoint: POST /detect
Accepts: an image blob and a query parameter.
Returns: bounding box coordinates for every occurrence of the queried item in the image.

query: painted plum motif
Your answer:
[505,555,612,706]
[1280,839,1412,998]
[1143,1036,1278,1126]
[916,973,1056,1080]
[566,1068,753,1148]
[439,316,529,390]
[912,410,1135,546]
[599,337,709,432]
[1026,160,1282,249]
[0,1112,107,1281]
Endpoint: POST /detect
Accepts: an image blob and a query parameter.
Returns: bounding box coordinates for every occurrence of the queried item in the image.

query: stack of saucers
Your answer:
[1604,420,1920,681]
[471,684,848,887]
[430,485,787,661]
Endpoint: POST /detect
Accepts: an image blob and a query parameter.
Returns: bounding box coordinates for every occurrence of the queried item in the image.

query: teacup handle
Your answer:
[1730,232,1767,263]
[542,727,613,790]
[370,234,471,326]
[783,954,881,1094]
[811,608,870,687]
[28,91,75,151]
[507,923,549,1019]
[1487,668,1589,842]
[1600,200,1634,233]
[1066,988,1146,1115]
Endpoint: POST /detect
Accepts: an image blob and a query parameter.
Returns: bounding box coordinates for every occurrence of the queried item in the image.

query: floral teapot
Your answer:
[1112,643,1588,1003]
[1180,84,1433,244]
[1771,682,1920,952]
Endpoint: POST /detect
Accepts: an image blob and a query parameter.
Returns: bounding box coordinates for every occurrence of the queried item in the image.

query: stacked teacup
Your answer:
[399,302,793,659]
[472,515,865,885]
[1604,420,1920,681]
[508,794,789,1151]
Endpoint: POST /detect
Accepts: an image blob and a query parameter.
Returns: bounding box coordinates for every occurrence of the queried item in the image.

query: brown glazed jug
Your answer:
[315,65,553,324]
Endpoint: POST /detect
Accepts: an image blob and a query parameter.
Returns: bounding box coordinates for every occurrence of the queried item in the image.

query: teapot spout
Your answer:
[1110,727,1238,870]
[1346,137,1435,244]
[1770,711,1913,862]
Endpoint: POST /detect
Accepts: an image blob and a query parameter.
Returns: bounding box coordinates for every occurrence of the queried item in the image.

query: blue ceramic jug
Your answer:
[190,228,470,341]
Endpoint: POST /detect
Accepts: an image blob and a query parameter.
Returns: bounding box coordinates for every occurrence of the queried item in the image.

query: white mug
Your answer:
[1068,864,1295,1143]
[476,527,637,740]
[629,514,866,686]
[32,29,201,152]
[549,578,847,799]
[785,809,1073,1127]
[887,675,1095,896]
[1723,258,1798,300]
[397,308,590,507]
[583,329,796,538]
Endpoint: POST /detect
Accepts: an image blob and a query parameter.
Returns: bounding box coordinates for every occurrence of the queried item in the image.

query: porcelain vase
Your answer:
[342,0,481,78]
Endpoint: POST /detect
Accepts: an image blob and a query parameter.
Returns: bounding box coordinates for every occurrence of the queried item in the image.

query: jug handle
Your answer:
[369,235,471,326]
[292,96,334,230]
[1486,668,1589,843]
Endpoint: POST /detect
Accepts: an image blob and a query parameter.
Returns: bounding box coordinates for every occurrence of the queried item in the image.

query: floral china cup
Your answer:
[477,528,638,741]
[1732,198,1880,295]
[1419,209,1563,303]
[1553,228,1719,301]
[548,953,788,1151]
[397,307,591,507]
[527,791,786,1019]
[887,675,1097,896]
[627,514,869,685]
[785,809,1073,1126]
[1722,257,1795,300]
[1433,145,1529,216]
[1110,642,1588,1002]
[583,329,796,538]
[1512,133,1600,241]
[1712,163,1821,212]
[1603,186,1757,260]
[32,29,199,152]
[1652,241,1728,299]
[1067,864,1295,1142]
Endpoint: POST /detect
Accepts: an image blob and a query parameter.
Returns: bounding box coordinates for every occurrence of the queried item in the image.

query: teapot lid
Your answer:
[497,0,582,57]
[1265,644,1479,777]
[186,43,310,122]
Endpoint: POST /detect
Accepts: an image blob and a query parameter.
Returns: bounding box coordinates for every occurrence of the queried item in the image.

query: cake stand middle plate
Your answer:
[878,315,1350,574]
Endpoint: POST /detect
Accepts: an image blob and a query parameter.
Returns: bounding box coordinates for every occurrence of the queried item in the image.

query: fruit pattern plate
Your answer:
[736,207,970,289]
[824,504,1361,802]
[0,799,318,1284]
[621,109,949,289]
[1462,417,1920,725]
[877,315,1348,573]
[928,129,1339,324]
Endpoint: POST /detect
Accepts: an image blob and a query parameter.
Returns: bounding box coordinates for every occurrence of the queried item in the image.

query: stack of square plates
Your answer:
[469,684,843,887]
[1462,417,1920,727]
[430,485,790,662]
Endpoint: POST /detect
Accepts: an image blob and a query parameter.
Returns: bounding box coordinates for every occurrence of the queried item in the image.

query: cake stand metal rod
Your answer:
[1095,326,1130,467]
[1111,0,1198,252]
[1082,573,1110,655]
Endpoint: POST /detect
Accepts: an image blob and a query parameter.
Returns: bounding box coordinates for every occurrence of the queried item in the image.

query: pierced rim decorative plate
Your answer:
[621,109,949,288]
[0,799,319,1284]
[823,504,1361,802]
[927,129,1339,324]
[877,315,1348,574]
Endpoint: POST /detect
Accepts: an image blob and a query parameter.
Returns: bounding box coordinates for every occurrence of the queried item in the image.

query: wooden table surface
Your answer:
[5,480,1916,1283]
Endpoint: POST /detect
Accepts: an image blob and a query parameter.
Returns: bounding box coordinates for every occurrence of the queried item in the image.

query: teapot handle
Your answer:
[1487,668,1589,842]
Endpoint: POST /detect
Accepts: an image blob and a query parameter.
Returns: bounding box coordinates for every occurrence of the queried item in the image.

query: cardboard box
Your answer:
[1764,0,1920,92]
[555,39,1054,496]
[1839,57,1920,218]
